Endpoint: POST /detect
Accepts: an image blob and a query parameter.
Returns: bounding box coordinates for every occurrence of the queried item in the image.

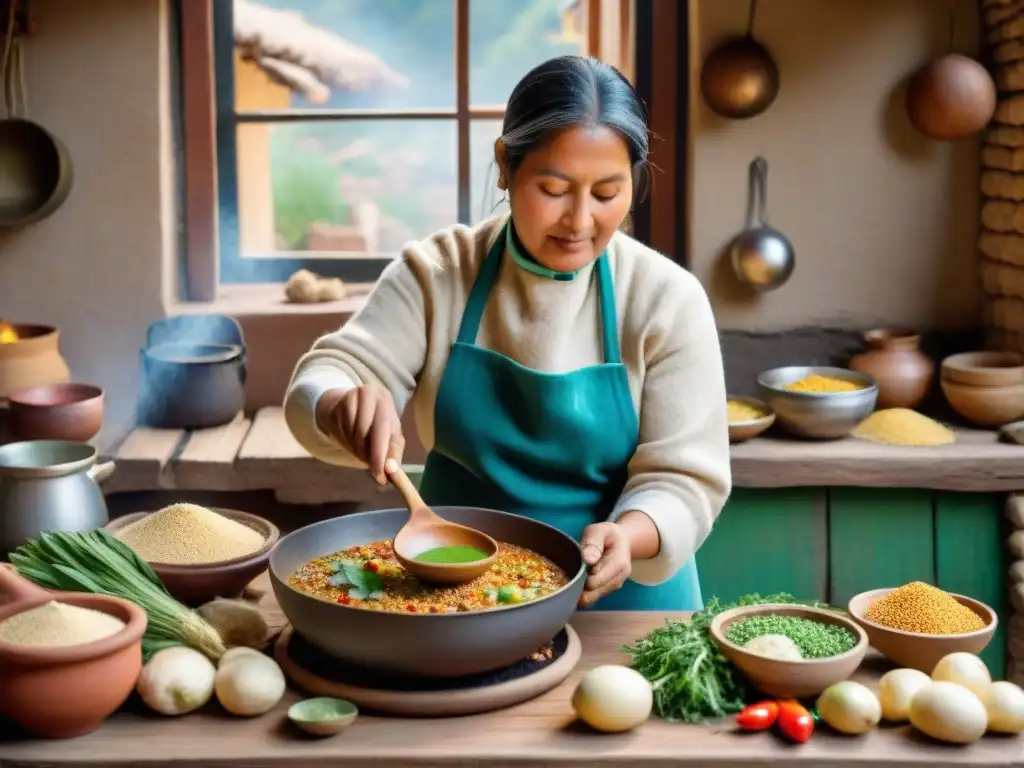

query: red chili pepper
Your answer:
[364,561,380,573]
[776,700,814,744]
[336,594,350,605]
[736,701,779,731]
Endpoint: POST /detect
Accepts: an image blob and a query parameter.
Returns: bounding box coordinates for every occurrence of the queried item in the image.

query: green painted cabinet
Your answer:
[697,487,1008,677]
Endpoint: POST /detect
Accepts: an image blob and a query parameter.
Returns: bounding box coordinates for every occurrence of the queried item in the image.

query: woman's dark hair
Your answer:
[500,55,650,198]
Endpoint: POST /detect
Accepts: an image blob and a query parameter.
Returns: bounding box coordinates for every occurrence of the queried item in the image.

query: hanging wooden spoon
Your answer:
[386,460,498,585]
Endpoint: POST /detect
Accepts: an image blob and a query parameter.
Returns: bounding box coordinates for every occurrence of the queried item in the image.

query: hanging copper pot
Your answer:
[905,53,996,141]
[700,0,779,120]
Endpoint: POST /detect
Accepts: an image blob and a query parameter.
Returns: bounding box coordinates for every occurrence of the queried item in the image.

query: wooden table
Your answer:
[1,612,1021,768]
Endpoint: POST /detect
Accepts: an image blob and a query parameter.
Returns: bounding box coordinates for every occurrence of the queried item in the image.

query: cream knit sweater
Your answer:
[284,214,731,586]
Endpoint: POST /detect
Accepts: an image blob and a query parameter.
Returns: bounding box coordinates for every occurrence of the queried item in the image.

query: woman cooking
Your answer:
[284,55,731,611]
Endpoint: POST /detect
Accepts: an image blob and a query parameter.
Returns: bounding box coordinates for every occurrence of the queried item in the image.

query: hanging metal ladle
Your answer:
[728,156,794,292]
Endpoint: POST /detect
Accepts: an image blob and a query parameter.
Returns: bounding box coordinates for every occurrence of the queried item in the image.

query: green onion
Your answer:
[9,529,225,662]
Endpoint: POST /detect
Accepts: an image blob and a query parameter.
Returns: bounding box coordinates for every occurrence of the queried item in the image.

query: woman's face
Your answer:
[497,124,634,273]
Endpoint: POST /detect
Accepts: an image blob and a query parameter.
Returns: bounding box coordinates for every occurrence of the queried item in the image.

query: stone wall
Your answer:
[983,0,1024,352]
[1006,494,1024,686]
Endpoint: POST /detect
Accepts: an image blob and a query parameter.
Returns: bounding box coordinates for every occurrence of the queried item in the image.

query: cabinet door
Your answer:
[696,488,828,604]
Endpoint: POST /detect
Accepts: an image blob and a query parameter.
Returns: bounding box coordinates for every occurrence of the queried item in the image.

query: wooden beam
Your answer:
[179,0,219,302]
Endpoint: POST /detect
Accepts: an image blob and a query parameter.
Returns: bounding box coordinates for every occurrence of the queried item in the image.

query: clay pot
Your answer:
[8,382,105,442]
[0,566,146,738]
[905,54,996,141]
[849,329,934,410]
[0,324,71,401]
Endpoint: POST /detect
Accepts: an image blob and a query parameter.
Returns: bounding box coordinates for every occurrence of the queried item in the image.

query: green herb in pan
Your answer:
[622,593,829,723]
[9,529,225,662]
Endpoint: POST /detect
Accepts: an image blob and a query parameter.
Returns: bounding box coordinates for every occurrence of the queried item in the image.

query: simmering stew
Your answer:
[288,539,570,613]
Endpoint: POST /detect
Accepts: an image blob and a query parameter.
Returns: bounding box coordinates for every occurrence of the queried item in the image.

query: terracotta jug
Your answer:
[849,329,934,410]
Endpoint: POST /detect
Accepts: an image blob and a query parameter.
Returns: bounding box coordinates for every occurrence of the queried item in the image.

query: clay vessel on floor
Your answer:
[849,329,934,410]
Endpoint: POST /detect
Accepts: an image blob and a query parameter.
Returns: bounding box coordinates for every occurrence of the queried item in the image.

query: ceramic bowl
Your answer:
[939,379,1024,427]
[756,366,878,439]
[105,508,279,606]
[727,396,775,443]
[288,697,359,737]
[941,351,1024,388]
[0,565,147,739]
[708,603,869,698]
[7,382,105,442]
[847,588,997,673]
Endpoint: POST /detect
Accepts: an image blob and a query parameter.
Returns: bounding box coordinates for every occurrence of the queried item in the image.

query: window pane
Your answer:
[469,0,585,106]
[234,0,453,111]
[236,120,457,256]
[469,119,507,225]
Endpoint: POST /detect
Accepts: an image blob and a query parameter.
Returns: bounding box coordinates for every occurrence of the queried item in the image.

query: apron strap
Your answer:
[596,253,621,365]
[455,227,505,345]
[455,221,622,367]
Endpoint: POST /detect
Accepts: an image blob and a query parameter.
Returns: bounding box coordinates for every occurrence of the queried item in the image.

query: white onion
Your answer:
[909,681,988,744]
[982,681,1024,734]
[931,652,991,698]
[878,668,931,722]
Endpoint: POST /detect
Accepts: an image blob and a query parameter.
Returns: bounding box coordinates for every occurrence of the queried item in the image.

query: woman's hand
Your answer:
[578,522,632,606]
[316,384,405,485]
[578,511,661,607]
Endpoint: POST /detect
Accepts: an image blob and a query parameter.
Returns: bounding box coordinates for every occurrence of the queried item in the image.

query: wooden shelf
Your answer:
[731,428,1024,492]
[102,408,1024,503]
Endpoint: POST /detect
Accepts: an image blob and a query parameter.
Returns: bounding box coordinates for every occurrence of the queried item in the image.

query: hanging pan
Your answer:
[700,0,779,120]
[0,19,72,228]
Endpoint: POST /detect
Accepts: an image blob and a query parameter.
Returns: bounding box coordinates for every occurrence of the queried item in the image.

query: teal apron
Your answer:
[417,223,703,611]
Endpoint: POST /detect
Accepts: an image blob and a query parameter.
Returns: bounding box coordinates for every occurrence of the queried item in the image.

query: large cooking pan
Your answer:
[269,507,586,678]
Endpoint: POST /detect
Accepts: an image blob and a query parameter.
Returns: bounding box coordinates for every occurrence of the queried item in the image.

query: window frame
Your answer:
[177,0,659,302]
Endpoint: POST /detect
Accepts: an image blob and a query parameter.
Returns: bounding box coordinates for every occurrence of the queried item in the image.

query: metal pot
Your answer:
[700,0,778,120]
[137,315,247,429]
[269,507,586,678]
[0,440,115,558]
[728,156,795,291]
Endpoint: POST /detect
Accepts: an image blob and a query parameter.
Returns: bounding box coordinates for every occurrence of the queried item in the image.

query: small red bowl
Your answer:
[8,383,105,442]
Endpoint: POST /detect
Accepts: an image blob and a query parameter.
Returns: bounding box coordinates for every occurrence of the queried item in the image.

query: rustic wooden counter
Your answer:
[1,611,1021,768]
[100,407,1024,503]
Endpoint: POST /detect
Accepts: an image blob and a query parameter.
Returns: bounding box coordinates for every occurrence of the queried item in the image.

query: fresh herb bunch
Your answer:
[9,529,226,662]
[622,593,828,723]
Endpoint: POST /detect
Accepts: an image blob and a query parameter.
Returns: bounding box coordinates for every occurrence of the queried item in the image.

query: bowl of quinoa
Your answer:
[106,504,279,606]
[848,582,997,672]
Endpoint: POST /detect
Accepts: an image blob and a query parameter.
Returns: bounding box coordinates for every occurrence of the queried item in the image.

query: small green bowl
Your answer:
[287,697,359,737]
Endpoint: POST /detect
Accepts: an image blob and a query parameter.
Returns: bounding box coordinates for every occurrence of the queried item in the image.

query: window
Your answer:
[180,0,635,297]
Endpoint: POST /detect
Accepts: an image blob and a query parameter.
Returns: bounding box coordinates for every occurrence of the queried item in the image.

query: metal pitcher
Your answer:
[0,440,115,558]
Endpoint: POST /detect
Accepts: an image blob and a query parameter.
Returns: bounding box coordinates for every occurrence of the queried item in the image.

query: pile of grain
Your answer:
[115,503,265,565]
[851,408,956,447]
[0,601,125,647]
[783,374,865,393]
[727,400,765,423]
[865,581,986,635]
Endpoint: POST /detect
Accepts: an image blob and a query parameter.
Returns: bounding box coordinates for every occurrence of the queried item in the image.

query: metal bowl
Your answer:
[756,366,878,439]
[269,507,585,678]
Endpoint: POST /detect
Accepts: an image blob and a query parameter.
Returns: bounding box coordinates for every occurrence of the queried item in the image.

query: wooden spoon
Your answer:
[386,460,498,584]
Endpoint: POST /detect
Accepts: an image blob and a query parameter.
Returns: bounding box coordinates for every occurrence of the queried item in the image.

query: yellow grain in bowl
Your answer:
[783,374,866,393]
[864,582,985,635]
[727,399,765,423]
[114,503,266,565]
[0,601,125,647]
[851,408,955,447]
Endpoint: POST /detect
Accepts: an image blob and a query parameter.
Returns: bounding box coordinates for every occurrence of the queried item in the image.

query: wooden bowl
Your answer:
[941,351,1024,388]
[105,508,279,606]
[8,382,104,442]
[708,604,869,698]
[847,588,997,673]
[940,379,1024,427]
[727,396,775,443]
